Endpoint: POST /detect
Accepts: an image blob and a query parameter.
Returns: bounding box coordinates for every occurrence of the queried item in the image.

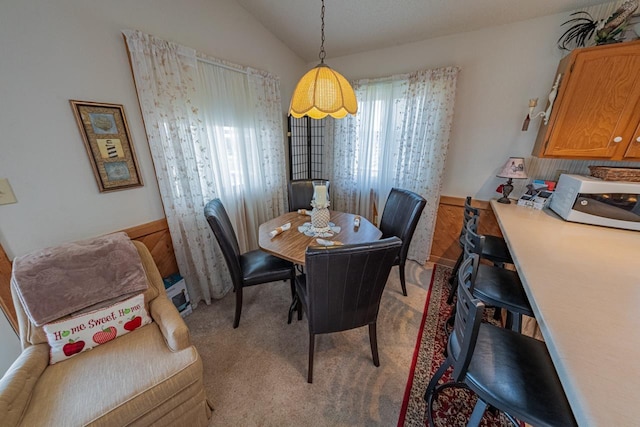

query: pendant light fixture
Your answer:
[289,0,358,119]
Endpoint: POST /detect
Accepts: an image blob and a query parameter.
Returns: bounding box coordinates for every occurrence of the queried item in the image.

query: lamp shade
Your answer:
[289,63,358,119]
[497,157,527,179]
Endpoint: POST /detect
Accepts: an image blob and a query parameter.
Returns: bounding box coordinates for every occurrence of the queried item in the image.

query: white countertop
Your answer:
[490,200,640,427]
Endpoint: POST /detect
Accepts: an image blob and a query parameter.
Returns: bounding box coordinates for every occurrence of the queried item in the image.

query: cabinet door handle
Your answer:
[636,136,640,143]
[613,136,623,143]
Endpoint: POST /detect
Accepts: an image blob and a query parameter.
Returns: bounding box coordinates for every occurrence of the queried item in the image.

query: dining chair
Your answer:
[204,198,296,328]
[378,188,426,296]
[424,254,577,427]
[293,236,402,383]
[287,179,330,212]
[447,196,513,304]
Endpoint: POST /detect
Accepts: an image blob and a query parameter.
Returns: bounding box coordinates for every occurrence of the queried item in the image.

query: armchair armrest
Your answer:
[149,295,191,352]
[0,344,49,426]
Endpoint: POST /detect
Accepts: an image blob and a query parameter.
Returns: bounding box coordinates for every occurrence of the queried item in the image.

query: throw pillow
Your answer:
[43,293,151,364]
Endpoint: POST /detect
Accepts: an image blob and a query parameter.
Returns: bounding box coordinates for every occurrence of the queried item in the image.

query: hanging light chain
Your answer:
[319,0,326,63]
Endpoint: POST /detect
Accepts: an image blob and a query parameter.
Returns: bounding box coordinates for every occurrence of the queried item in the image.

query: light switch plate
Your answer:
[0,178,17,205]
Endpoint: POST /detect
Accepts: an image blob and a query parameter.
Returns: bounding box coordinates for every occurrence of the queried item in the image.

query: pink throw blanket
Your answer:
[11,232,148,326]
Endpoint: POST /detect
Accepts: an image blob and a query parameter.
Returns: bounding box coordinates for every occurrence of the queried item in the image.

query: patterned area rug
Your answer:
[398,264,511,427]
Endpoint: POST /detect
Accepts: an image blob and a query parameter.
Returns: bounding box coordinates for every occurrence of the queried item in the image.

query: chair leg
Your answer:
[233,287,243,329]
[307,333,315,383]
[287,294,298,324]
[446,251,463,304]
[447,274,459,305]
[468,399,489,427]
[448,250,463,287]
[289,270,296,299]
[511,312,522,333]
[369,323,380,367]
[399,263,408,296]
[423,358,450,402]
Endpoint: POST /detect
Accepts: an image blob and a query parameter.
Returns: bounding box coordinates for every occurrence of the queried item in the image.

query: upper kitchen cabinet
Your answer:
[532,40,640,161]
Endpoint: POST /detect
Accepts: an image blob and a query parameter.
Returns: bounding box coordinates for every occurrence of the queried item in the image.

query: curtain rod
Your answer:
[196,55,249,75]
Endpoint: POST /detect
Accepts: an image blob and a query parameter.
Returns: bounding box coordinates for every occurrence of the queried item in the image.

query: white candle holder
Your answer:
[310,200,330,233]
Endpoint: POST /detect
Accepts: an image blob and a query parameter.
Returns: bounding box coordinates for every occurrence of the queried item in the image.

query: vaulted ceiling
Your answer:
[235,0,609,62]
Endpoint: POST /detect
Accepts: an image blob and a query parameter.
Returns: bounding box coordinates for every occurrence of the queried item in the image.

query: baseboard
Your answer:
[428,255,456,268]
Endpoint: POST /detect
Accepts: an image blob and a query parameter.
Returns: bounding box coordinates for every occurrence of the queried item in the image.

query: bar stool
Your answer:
[425,255,577,427]
[447,196,512,304]
[456,216,533,332]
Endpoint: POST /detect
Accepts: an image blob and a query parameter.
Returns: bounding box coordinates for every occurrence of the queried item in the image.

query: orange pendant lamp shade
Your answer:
[289,63,358,119]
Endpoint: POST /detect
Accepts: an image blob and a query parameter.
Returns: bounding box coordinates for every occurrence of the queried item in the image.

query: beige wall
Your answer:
[326,14,570,200]
[0,0,306,259]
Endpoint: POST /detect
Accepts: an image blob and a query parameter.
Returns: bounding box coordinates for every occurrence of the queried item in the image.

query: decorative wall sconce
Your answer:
[521,73,562,131]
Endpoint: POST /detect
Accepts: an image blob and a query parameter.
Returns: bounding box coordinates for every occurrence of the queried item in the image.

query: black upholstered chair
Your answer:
[447,196,513,304]
[287,179,330,212]
[378,188,426,296]
[424,255,577,427]
[204,198,296,328]
[294,237,402,383]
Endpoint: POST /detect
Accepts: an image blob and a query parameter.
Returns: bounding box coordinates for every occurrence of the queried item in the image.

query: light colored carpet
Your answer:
[185,261,433,426]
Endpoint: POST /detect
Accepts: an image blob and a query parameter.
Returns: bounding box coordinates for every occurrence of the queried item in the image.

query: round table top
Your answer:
[258,211,382,265]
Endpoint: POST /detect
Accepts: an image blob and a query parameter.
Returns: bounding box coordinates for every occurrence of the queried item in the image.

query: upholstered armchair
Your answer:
[0,234,212,426]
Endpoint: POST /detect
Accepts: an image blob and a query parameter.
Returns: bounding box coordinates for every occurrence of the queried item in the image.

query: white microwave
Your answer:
[549,174,640,231]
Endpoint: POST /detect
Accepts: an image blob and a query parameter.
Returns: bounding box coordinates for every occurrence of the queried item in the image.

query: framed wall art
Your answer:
[70,100,143,192]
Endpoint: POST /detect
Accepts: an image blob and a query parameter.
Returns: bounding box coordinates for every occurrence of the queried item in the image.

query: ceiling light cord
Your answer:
[319,0,326,63]
[288,0,358,119]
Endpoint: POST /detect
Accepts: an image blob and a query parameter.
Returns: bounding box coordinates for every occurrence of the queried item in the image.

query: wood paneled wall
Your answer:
[0,245,17,332]
[0,218,178,333]
[429,196,503,267]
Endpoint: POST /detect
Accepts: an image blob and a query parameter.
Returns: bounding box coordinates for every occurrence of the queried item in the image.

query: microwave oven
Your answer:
[549,174,640,231]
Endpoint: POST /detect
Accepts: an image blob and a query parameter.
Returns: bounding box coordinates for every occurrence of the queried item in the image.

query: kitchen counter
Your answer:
[490,200,640,427]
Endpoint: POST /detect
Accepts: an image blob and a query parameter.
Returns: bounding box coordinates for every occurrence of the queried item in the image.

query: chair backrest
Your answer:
[304,237,402,334]
[449,254,485,382]
[287,179,330,212]
[378,188,426,262]
[458,196,480,247]
[462,216,484,285]
[204,199,242,288]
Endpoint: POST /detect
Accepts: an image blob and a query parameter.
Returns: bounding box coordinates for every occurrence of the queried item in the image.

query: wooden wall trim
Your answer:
[438,195,490,210]
[122,218,178,279]
[0,244,17,332]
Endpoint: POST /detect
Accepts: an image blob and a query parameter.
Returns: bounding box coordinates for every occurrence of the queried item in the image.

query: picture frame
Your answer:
[70,100,143,192]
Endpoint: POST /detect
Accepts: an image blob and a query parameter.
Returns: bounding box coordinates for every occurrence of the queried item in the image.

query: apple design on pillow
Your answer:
[123,315,142,331]
[63,339,85,357]
[92,326,117,344]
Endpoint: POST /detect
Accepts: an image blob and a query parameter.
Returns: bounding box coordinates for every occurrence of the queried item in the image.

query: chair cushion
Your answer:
[19,322,202,427]
[43,293,152,364]
[466,323,577,427]
[481,235,513,264]
[473,265,533,316]
[240,250,293,287]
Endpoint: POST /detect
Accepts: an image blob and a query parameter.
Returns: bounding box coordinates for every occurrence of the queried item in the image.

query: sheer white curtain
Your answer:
[331,66,460,264]
[123,30,287,306]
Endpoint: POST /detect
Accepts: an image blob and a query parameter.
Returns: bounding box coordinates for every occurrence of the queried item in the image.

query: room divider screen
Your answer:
[287,115,325,180]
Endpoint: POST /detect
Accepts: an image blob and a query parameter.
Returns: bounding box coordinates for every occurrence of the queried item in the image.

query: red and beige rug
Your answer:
[397,264,511,427]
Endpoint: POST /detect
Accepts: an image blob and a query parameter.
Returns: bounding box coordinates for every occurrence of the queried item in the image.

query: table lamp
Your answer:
[496,157,527,204]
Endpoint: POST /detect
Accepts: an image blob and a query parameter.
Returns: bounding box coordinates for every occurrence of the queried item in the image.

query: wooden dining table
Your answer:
[258,211,382,265]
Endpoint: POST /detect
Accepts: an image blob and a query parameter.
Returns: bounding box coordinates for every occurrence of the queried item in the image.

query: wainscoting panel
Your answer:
[429,196,503,267]
[0,245,17,332]
[122,219,179,279]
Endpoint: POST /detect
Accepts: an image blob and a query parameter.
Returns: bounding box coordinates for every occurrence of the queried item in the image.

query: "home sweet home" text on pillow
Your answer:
[43,293,151,364]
